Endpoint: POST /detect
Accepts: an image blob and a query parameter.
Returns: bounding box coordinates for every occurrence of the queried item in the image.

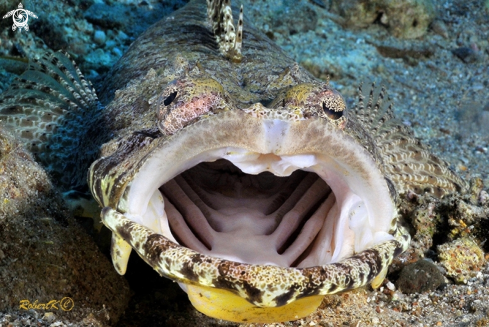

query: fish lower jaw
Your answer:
[110,146,396,275]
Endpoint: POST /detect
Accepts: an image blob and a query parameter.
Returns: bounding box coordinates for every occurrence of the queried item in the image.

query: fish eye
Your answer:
[322,101,343,120]
[164,91,178,106]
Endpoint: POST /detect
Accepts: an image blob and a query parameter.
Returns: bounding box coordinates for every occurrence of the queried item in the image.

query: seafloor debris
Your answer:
[329,0,436,38]
[438,237,485,284]
[390,177,488,289]
[0,127,130,323]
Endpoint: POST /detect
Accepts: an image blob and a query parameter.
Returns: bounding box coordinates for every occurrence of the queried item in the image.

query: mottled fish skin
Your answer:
[0,0,468,323]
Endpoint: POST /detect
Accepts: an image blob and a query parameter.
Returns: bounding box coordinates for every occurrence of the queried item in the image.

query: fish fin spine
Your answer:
[207,0,243,62]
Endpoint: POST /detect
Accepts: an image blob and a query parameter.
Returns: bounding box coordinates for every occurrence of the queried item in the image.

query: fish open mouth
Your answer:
[128,148,396,269]
[162,160,343,268]
[121,111,398,263]
[90,109,410,322]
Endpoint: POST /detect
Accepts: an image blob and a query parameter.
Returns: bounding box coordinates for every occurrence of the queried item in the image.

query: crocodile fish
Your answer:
[0,0,467,323]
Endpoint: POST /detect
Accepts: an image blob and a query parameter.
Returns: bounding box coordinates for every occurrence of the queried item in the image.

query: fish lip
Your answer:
[90,110,409,304]
[101,206,410,307]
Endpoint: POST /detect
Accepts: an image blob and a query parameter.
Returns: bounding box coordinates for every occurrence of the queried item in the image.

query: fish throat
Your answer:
[160,157,383,267]
[163,162,332,268]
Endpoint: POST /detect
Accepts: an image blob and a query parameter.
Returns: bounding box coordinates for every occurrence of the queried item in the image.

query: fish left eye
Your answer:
[322,101,343,120]
[164,91,178,106]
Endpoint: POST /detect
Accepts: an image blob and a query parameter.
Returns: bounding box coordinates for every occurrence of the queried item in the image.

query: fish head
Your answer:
[88,75,410,323]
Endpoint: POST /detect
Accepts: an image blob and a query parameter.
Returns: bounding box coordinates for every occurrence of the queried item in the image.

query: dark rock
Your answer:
[452,47,479,63]
[395,259,445,294]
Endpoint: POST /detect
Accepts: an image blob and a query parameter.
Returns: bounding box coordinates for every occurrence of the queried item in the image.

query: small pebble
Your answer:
[117,30,128,41]
[480,190,489,205]
[63,26,74,35]
[105,40,116,49]
[93,30,106,46]
[386,281,396,291]
[112,47,122,57]
[430,20,449,39]
[43,312,56,322]
[475,146,487,153]
[26,309,38,319]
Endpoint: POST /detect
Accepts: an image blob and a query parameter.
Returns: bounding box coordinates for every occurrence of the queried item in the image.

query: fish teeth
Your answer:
[110,233,132,275]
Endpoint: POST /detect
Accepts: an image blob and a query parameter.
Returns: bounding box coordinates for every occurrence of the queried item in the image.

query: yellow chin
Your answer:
[186,284,324,323]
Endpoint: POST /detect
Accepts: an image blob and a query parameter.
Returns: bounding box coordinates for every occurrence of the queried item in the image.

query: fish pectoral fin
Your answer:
[354,82,467,198]
[0,51,104,188]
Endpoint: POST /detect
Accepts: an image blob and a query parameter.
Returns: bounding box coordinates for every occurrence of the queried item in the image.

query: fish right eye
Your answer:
[322,101,344,120]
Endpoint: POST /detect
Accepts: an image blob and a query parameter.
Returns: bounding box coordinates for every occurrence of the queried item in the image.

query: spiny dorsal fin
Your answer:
[207,0,243,62]
[354,82,468,198]
[0,51,104,188]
